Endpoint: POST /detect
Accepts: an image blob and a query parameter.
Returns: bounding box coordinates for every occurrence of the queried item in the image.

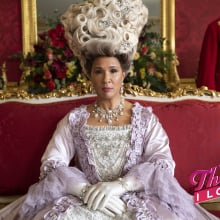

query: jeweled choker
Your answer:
[93,98,125,125]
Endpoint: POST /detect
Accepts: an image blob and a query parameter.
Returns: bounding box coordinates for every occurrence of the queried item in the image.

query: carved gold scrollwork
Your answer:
[1,83,220,100]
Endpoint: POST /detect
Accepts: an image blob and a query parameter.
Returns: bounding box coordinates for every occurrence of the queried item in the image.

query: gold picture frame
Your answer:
[20,0,180,88]
[21,0,37,55]
[161,0,180,88]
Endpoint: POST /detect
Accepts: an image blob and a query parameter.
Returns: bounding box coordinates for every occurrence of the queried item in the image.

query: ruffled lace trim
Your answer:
[122,192,160,220]
[40,160,67,180]
[152,159,173,174]
[44,196,82,220]
[124,103,152,172]
[69,106,99,184]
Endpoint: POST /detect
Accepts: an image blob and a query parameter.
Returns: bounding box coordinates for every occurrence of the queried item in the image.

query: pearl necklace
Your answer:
[93,98,125,125]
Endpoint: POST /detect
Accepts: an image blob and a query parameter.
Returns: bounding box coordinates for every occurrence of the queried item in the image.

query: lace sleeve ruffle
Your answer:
[17,166,89,220]
[148,153,175,175]
[39,160,67,180]
[152,159,173,174]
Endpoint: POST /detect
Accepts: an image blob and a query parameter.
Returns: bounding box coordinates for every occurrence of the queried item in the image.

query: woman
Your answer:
[0,0,219,219]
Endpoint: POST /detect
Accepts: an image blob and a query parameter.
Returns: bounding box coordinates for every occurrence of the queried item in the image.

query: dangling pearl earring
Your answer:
[120,83,124,95]
[91,84,96,94]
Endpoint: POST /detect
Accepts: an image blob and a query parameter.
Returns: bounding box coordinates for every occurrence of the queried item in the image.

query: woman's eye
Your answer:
[110,68,118,73]
[94,69,102,74]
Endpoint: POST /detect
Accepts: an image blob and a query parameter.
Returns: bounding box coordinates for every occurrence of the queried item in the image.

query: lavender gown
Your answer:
[0,102,219,220]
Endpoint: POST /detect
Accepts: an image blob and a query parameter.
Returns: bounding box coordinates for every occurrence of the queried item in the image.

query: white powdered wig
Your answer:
[61,0,148,74]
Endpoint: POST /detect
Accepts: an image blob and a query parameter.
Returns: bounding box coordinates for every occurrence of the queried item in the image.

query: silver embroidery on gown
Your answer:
[58,125,135,220]
[84,125,132,181]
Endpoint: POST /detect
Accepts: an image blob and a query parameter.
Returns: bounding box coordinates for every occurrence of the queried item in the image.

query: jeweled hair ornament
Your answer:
[61,0,148,74]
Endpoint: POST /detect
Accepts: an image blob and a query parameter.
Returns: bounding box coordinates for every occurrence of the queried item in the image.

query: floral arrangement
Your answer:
[18,23,83,94]
[126,22,177,92]
[17,21,176,94]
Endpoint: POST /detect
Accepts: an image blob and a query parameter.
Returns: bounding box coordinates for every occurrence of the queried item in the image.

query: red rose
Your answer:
[47,79,56,91]
[64,47,73,58]
[141,45,148,55]
[43,70,52,80]
[51,59,67,79]
[56,71,66,79]
[48,23,66,48]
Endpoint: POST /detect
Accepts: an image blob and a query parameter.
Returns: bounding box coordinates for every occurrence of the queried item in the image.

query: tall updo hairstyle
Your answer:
[61,0,148,76]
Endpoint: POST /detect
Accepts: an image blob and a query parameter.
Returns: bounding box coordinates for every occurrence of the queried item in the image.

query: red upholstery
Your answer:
[0,97,95,195]
[0,97,220,199]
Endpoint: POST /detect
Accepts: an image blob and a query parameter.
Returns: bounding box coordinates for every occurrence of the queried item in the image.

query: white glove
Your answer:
[99,196,126,217]
[66,182,90,200]
[83,180,127,211]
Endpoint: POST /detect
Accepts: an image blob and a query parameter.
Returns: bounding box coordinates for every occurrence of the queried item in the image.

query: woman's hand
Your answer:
[84,181,127,211]
[66,182,90,199]
[99,196,126,217]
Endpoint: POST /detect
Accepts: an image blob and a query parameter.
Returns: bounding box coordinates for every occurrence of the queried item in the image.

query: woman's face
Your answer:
[90,56,125,100]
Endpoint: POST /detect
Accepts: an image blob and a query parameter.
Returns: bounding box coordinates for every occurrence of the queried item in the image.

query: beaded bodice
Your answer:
[83,125,132,181]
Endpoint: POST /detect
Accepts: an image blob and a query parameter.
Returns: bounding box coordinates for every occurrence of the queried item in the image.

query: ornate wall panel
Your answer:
[0,0,22,82]
[176,0,220,79]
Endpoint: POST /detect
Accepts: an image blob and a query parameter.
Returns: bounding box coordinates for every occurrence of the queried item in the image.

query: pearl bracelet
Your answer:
[79,184,90,200]
[118,178,130,192]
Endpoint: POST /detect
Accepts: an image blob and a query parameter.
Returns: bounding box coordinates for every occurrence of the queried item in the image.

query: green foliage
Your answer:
[125,22,176,92]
